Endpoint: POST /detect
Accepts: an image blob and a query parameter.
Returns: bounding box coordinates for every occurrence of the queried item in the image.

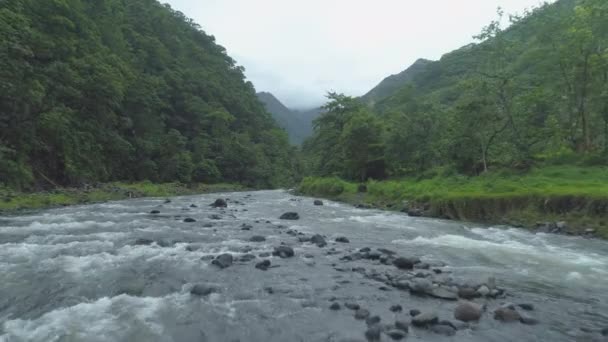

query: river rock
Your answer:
[394,320,409,332]
[183,218,196,223]
[390,304,403,313]
[239,254,256,262]
[355,309,371,320]
[385,329,406,340]
[410,278,433,295]
[430,287,458,300]
[272,246,295,258]
[211,198,227,208]
[364,325,382,342]
[454,301,483,322]
[458,287,479,299]
[255,260,271,271]
[250,235,266,242]
[314,200,324,206]
[335,236,350,243]
[519,314,539,325]
[134,238,154,246]
[412,311,439,327]
[190,284,219,296]
[150,210,160,214]
[494,307,521,322]
[212,254,233,268]
[345,302,360,310]
[393,257,415,270]
[280,212,300,220]
[476,285,490,297]
[366,316,381,326]
[311,234,327,247]
[409,309,421,317]
[209,214,222,220]
[431,324,456,336]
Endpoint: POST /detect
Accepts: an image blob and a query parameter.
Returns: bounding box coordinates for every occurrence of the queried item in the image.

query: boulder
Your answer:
[410,278,433,295]
[329,302,341,310]
[150,210,160,214]
[279,212,300,220]
[394,320,409,332]
[429,287,458,301]
[272,246,295,258]
[249,235,266,242]
[409,309,421,317]
[458,287,479,299]
[454,301,483,322]
[411,311,439,327]
[211,198,227,208]
[407,209,424,217]
[364,325,382,342]
[335,236,350,243]
[211,254,233,269]
[355,309,371,320]
[183,218,196,223]
[366,316,381,326]
[345,302,360,310]
[393,257,415,270]
[190,284,219,296]
[494,307,521,322]
[476,285,490,297]
[310,234,327,247]
[385,329,406,340]
[390,304,403,313]
[314,200,324,206]
[255,260,271,271]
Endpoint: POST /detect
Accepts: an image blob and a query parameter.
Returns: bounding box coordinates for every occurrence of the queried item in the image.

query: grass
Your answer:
[298,166,608,238]
[0,181,246,212]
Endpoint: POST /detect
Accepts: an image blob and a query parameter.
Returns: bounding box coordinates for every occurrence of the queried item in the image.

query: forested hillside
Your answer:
[0,0,298,190]
[304,0,608,180]
[257,92,321,145]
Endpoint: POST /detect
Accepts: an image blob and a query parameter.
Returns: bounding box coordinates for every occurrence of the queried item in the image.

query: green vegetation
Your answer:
[0,0,299,191]
[299,166,608,238]
[0,182,245,212]
[300,0,608,237]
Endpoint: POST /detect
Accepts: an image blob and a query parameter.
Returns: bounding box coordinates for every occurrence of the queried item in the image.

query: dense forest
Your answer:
[0,0,299,190]
[303,0,608,181]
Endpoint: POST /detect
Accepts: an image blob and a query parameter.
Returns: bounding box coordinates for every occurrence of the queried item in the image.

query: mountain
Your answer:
[0,0,298,189]
[303,0,608,180]
[257,92,321,145]
[361,58,433,106]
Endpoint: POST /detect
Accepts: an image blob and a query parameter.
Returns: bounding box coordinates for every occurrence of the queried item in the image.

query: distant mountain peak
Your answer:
[361,58,434,106]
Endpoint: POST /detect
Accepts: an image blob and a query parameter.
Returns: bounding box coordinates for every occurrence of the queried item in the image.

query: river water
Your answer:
[0,190,606,341]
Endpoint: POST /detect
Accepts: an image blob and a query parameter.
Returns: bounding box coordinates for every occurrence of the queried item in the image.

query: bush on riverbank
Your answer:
[0,182,245,212]
[299,166,608,238]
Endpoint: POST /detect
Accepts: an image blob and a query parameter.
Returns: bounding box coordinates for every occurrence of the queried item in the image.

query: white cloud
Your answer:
[163,0,552,109]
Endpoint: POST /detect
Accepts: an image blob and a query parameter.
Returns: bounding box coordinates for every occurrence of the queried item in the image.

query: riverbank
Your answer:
[298,166,608,239]
[0,182,246,213]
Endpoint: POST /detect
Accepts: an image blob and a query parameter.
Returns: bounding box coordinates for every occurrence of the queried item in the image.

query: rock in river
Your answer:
[183,218,196,223]
[255,260,271,271]
[365,325,382,342]
[311,234,327,247]
[250,235,266,242]
[150,210,160,214]
[454,301,483,322]
[212,254,233,269]
[314,200,324,206]
[272,246,295,258]
[190,284,220,296]
[211,198,227,208]
[386,329,406,340]
[279,212,300,220]
[411,311,439,327]
[355,309,371,320]
[430,287,458,301]
[393,257,415,270]
[494,307,521,322]
[335,236,350,243]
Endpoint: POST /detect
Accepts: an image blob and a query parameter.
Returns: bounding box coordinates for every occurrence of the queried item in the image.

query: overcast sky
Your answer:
[164,0,551,109]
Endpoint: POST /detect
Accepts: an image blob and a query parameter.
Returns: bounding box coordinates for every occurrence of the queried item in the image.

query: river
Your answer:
[1,190,607,341]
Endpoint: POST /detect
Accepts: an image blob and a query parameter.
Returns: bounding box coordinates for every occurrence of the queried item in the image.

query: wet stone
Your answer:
[518,303,535,311]
[183,218,196,223]
[494,307,521,322]
[190,284,219,296]
[314,200,324,206]
[355,309,371,320]
[335,236,350,243]
[212,254,233,269]
[150,210,160,214]
[345,302,360,310]
[364,325,382,342]
[279,212,300,220]
[410,309,421,317]
[431,324,456,336]
[366,316,381,326]
[389,304,403,313]
[454,301,483,322]
[411,311,439,327]
[134,238,154,246]
[272,246,295,258]
[329,302,341,311]
[519,314,539,325]
[249,235,266,242]
[211,198,227,208]
[310,234,327,247]
[458,287,479,299]
[385,329,406,340]
[209,214,222,220]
